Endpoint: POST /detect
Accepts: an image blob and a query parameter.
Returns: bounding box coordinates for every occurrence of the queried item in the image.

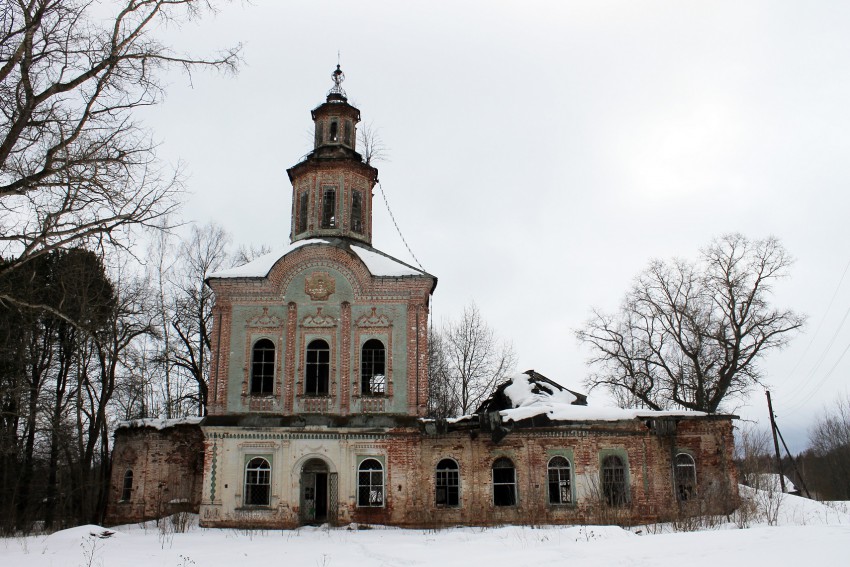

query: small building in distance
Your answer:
[106,68,739,528]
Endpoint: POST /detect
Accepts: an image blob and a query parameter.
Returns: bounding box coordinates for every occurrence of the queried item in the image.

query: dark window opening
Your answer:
[321,188,336,228]
[315,122,323,146]
[674,453,697,501]
[351,191,363,233]
[329,121,338,142]
[250,338,275,395]
[121,470,133,501]
[360,339,386,396]
[344,120,352,145]
[492,457,516,506]
[305,339,330,395]
[298,192,309,233]
[245,457,271,506]
[602,455,628,506]
[436,459,459,507]
[547,456,572,505]
[357,459,384,507]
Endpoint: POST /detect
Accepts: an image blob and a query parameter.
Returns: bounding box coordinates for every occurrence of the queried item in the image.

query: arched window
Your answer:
[351,190,363,234]
[361,339,386,395]
[492,457,516,506]
[305,339,330,395]
[329,120,339,142]
[245,457,271,506]
[298,191,309,233]
[601,455,628,506]
[251,339,275,395]
[674,453,697,501]
[435,458,459,507]
[547,456,572,505]
[357,458,384,507]
[344,120,352,146]
[321,187,336,228]
[121,470,133,501]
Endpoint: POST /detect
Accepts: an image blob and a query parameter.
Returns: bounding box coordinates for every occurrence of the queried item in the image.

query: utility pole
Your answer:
[765,390,787,493]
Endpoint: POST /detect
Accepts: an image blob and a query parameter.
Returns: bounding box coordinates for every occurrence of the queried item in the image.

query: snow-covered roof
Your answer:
[116,417,204,431]
[350,245,423,277]
[484,372,708,424]
[207,238,429,279]
[208,239,326,279]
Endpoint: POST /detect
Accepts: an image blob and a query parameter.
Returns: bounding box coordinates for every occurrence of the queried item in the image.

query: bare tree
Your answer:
[576,234,805,413]
[170,222,230,416]
[427,328,458,419]
[0,0,240,317]
[357,121,388,165]
[232,242,272,266]
[736,424,773,487]
[804,395,850,500]
[432,303,517,416]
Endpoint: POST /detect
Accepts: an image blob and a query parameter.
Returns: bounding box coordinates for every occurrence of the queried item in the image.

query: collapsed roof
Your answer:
[425,370,727,443]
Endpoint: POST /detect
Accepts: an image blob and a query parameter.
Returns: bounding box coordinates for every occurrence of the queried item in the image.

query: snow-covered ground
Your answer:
[3,490,848,567]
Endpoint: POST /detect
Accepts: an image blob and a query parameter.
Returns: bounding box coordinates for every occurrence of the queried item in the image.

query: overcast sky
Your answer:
[140,1,850,451]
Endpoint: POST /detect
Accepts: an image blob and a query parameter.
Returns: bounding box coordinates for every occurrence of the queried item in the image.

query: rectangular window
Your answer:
[315,122,323,147]
[321,187,336,228]
[493,461,516,506]
[436,470,459,507]
[351,191,363,233]
[298,192,309,233]
[344,120,352,145]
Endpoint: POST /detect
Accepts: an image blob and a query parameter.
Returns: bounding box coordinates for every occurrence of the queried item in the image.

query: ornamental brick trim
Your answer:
[356,307,391,327]
[301,307,337,327]
[284,302,297,414]
[352,326,394,408]
[246,307,284,327]
[305,271,337,300]
[341,302,352,414]
[241,325,285,408]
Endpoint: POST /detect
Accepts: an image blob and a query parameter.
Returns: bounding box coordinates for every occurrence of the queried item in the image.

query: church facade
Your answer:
[106,68,739,528]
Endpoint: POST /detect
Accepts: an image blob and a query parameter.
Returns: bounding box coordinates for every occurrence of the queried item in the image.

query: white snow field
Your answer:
[2,490,848,567]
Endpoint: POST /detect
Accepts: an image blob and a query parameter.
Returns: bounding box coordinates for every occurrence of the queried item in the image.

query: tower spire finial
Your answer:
[328,62,347,101]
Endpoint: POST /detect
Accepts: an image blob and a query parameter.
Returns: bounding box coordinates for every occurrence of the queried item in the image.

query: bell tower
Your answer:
[288,66,378,245]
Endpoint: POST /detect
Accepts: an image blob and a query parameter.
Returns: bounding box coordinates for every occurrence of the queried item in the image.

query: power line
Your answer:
[785,337,850,415]
[781,258,850,385]
[784,305,850,402]
[376,181,426,272]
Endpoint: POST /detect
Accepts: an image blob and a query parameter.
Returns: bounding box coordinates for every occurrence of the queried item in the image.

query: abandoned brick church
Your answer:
[106,68,739,528]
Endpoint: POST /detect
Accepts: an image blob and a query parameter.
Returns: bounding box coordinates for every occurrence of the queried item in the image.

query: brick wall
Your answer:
[105,424,204,525]
[195,416,737,529]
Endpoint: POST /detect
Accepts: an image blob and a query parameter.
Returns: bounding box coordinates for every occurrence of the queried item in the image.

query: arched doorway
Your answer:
[300,458,334,524]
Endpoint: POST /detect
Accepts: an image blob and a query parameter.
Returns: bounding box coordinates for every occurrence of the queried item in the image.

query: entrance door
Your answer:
[300,459,330,525]
[314,472,328,523]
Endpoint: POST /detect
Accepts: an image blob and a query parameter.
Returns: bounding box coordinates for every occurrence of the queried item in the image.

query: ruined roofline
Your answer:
[114,416,204,432]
